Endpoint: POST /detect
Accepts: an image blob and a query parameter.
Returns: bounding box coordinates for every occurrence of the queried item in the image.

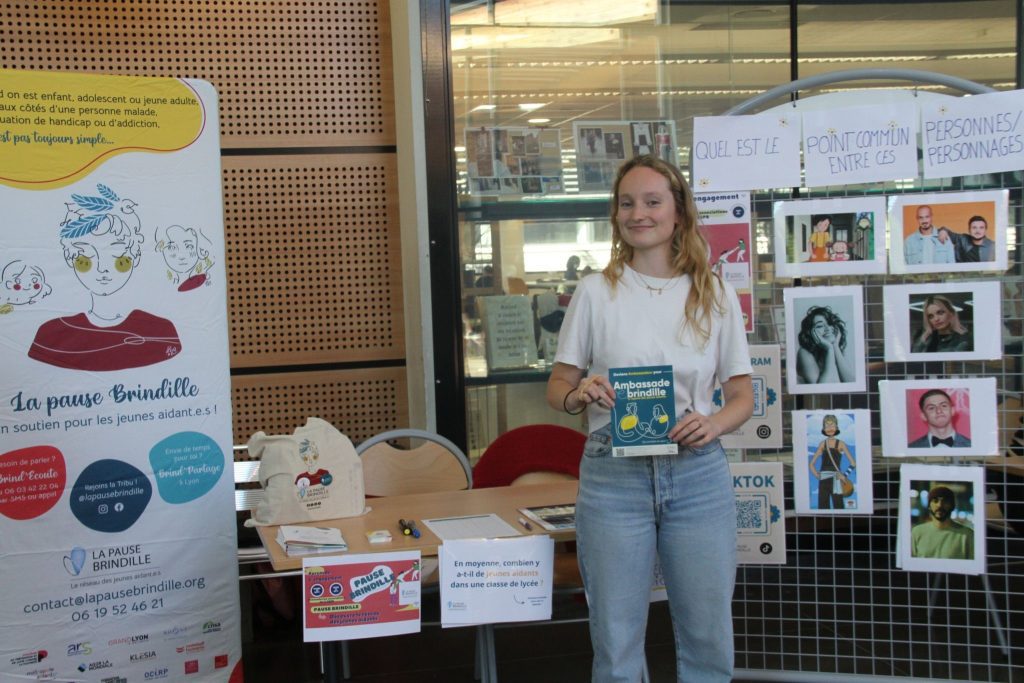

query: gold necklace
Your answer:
[631,268,680,296]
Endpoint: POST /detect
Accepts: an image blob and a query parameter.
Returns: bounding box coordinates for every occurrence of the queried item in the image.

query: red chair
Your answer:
[473,424,585,488]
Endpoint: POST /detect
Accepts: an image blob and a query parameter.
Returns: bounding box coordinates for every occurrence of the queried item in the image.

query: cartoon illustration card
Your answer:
[772,196,887,278]
[792,410,874,515]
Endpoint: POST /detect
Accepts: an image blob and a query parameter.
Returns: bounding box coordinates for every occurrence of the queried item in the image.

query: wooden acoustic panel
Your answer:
[231,367,408,448]
[222,154,403,366]
[0,0,395,148]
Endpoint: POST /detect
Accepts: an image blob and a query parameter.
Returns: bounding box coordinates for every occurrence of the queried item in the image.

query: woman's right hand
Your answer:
[575,374,616,410]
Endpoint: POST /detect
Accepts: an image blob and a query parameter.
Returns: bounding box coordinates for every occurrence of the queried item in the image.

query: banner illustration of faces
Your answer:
[14,184,220,373]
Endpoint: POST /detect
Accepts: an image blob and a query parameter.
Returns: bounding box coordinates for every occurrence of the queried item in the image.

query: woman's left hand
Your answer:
[669,411,723,448]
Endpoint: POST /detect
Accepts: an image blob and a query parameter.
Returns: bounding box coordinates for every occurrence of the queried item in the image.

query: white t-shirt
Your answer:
[555,265,752,433]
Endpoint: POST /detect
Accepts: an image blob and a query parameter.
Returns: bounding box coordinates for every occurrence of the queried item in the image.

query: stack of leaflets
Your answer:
[517,504,576,531]
[275,525,348,557]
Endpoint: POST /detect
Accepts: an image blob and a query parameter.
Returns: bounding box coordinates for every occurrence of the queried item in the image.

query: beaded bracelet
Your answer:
[563,388,586,415]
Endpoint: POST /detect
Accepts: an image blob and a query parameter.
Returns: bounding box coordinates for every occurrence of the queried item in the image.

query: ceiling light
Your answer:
[519,103,546,112]
[528,118,550,124]
[470,104,496,112]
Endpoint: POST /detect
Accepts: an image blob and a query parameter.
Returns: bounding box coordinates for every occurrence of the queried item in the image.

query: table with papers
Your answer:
[255,480,579,572]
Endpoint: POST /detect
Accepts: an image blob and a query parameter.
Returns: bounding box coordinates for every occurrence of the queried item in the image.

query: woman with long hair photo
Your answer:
[796,304,855,384]
[911,294,972,353]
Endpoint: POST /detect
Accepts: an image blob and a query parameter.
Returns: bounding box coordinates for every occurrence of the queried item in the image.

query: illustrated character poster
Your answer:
[791,410,874,515]
[0,70,241,681]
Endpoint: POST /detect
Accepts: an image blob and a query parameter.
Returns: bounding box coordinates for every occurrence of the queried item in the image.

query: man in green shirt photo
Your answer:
[911,485,974,560]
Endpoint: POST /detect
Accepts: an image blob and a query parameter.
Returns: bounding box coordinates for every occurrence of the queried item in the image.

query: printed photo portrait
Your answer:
[887,189,1009,274]
[879,378,998,457]
[784,285,866,394]
[631,122,654,155]
[792,410,874,515]
[772,196,887,278]
[898,464,986,575]
[883,281,1001,362]
[604,132,625,159]
[577,126,606,159]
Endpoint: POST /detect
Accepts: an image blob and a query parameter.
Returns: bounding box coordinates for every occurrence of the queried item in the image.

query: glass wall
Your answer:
[443,0,1018,457]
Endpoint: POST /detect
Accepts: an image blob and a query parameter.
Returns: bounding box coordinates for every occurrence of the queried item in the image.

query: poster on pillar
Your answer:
[695,190,754,332]
[802,102,919,187]
[0,70,241,681]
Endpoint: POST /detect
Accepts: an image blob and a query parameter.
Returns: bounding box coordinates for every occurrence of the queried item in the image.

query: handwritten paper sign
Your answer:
[439,536,553,626]
[302,551,422,641]
[481,295,539,370]
[921,88,1024,179]
[691,113,801,191]
[802,102,918,187]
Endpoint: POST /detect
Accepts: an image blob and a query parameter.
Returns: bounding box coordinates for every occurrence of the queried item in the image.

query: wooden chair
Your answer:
[356,428,472,495]
[506,276,530,295]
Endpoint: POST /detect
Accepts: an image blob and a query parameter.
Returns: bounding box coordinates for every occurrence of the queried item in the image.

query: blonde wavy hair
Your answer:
[603,155,724,347]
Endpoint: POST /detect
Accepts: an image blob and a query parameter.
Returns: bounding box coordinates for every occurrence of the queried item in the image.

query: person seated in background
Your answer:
[564,255,581,281]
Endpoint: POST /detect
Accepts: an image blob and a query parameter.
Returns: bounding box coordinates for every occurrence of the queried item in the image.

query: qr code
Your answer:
[736,496,767,534]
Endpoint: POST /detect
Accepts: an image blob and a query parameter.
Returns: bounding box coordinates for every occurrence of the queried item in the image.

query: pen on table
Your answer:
[517,517,533,531]
[399,518,421,538]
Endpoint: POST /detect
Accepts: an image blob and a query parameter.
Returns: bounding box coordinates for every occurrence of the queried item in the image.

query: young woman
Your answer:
[546,155,753,682]
[911,295,972,353]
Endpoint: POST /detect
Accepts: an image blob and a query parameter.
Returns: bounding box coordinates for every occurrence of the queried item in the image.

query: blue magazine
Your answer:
[609,365,677,457]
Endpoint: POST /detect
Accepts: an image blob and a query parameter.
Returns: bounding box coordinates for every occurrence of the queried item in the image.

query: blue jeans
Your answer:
[576,425,736,682]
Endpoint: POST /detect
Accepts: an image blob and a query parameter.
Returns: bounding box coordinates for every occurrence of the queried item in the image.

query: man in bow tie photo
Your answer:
[908,389,971,449]
[910,484,974,560]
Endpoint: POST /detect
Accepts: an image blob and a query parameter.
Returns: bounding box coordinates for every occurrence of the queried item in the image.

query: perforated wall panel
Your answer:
[223,154,403,366]
[0,0,395,148]
[232,368,408,447]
